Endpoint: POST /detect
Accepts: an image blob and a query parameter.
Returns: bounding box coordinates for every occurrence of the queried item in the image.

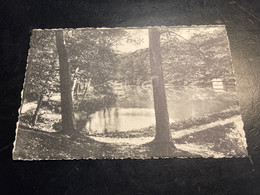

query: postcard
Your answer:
[13,26,248,160]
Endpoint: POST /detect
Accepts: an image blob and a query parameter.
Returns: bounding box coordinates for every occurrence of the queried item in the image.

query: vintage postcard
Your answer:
[13,26,248,160]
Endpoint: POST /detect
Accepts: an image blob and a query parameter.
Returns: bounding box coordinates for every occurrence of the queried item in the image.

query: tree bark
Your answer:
[149,28,172,143]
[55,30,75,133]
[31,93,43,125]
[71,67,79,101]
[84,78,91,97]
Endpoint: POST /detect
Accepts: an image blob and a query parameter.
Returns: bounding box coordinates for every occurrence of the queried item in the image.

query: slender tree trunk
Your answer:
[55,30,75,133]
[75,83,79,100]
[84,78,91,97]
[103,108,107,134]
[71,67,79,101]
[31,93,43,125]
[149,28,172,143]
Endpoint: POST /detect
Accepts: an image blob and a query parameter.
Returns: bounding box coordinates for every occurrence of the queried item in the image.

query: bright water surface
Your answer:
[84,85,236,133]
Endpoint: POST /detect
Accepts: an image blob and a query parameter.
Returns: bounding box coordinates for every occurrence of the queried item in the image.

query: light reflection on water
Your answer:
[85,108,156,132]
[84,86,237,133]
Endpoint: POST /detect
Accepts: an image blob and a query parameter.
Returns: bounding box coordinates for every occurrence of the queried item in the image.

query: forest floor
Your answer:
[89,115,247,158]
[13,106,248,160]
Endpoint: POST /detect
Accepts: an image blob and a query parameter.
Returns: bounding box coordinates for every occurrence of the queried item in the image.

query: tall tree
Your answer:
[149,28,172,143]
[55,30,75,133]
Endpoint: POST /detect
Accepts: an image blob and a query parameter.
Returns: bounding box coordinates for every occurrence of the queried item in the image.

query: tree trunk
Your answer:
[75,83,79,100]
[55,30,75,133]
[84,78,91,97]
[31,93,43,125]
[71,67,79,101]
[149,28,172,143]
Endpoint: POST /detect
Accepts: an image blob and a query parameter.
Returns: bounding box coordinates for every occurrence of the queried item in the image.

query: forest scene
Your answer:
[13,26,248,160]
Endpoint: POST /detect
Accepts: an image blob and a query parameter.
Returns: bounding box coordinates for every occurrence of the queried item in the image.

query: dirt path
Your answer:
[89,115,244,145]
[88,115,247,158]
[172,115,244,139]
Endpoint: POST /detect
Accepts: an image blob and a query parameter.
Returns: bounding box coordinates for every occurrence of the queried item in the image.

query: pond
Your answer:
[84,85,237,133]
[85,108,156,132]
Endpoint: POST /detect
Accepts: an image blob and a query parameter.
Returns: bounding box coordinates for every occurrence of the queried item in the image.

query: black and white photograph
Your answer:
[13,26,248,160]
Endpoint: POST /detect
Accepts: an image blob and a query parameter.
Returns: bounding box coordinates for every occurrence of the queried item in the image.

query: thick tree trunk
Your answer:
[31,93,43,125]
[149,28,172,143]
[55,30,75,133]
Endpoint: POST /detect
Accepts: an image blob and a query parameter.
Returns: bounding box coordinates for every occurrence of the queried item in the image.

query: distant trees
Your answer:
[116,49,150,85]
[24,26,233,141]
[115,27,234,88]
[25,30,60,126]
[160,27,233,87]
[64,29,125,118]
[54,29,124,133]
[24,28,126,131]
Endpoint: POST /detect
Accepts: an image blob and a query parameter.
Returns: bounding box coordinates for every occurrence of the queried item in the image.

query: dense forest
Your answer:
[22,29,127,132]
[116,27,235,87]
[13,26,247,159]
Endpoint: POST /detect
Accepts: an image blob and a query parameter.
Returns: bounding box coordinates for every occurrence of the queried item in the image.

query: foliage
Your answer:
[116,49,150,85]
[65,29,122,86]
[25,30,60,101]
[114,27,236,87]
[77,93,117,114]
[25,29,127,118]
[170,106,240,131]
[64,29,126,112]
[23,27,238,132]
[161,27,235,87]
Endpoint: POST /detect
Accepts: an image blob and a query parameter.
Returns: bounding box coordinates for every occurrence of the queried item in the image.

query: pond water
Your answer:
[86,108,156,132]
[84,85,237,133]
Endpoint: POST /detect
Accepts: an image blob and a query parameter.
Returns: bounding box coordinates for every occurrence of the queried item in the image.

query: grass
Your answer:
[170,106,240,131]
[13,126,116,160]
[14,105,245,159]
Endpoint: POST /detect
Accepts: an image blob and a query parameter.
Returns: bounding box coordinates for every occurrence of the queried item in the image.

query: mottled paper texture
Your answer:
[13,26,248,160]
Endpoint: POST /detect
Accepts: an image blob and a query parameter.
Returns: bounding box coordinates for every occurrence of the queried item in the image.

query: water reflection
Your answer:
[85,108,156,133]
[83,86,237,133]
